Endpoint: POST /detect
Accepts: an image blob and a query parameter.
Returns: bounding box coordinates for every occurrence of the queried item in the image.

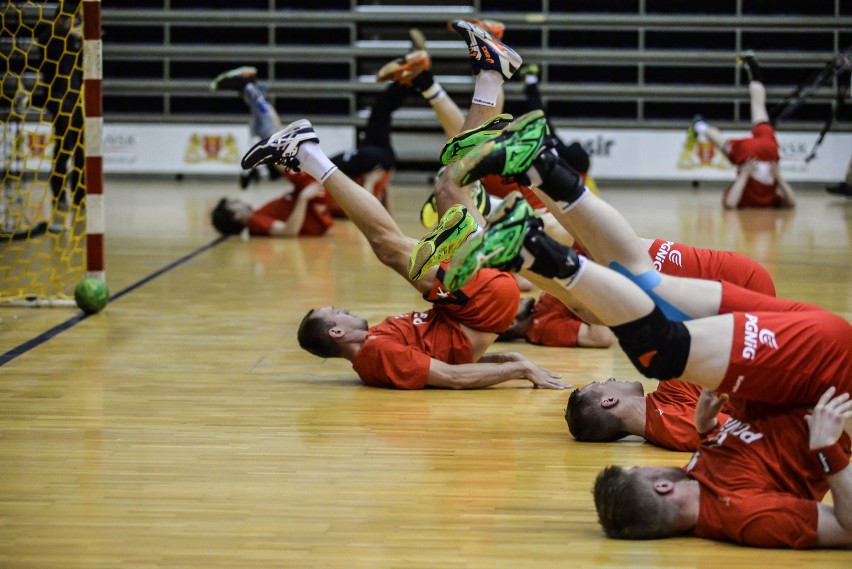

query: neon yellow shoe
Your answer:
[584,175,599,195]
[419,179,491,228]
[684,114,703,152]
[445,192,538,291]
[408,204,478,281]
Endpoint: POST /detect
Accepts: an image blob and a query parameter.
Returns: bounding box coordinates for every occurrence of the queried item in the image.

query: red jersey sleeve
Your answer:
[352,334,431,390]
[643,380,703,451]
[247,212,277,236]
[643,380,734,452]
[248,195,332,236]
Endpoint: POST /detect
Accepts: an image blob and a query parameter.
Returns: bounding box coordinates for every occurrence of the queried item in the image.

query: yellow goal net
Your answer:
[1,0,102,306]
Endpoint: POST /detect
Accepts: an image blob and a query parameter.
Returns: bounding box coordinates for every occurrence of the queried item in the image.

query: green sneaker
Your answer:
[519,63,541,81]
[439,113,513,165]
[419,179,491,228]
[408,204,478,281]
[445,192,537,291]
[453,110,549,187]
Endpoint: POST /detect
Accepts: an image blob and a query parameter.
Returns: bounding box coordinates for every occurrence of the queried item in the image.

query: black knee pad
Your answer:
[532,150,586,206]
[561,142,590,174]
[524,223,581,280]
[610,306,691,380]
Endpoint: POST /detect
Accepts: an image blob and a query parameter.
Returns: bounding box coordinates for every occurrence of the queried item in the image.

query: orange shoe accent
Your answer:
[458,18,506,40]
[481,45,495,65]
[376,50,431,85]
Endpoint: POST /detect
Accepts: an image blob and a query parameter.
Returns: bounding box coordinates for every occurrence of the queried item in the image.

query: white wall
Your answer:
[5,121,849,182]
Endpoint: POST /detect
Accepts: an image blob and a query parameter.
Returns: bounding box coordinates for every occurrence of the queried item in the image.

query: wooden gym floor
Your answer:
[0,177,850,568]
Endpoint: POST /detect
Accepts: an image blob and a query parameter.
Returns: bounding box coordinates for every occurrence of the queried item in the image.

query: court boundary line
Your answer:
[0,235,229,367]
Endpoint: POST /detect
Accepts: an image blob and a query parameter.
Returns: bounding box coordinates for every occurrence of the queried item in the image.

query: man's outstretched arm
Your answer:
[426,354,569,390]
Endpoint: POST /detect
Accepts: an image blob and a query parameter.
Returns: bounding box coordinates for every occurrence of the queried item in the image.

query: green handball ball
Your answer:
[74,278,109,314]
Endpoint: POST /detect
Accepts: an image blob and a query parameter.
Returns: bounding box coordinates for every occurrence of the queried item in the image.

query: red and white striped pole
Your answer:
[82,0,104,281]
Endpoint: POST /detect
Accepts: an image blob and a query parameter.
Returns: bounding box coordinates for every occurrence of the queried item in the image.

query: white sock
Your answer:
[296,142,338,182]
[421,82,446,102]
[472,70,503,108]
[525,74,539,86]
[428,90,448,105]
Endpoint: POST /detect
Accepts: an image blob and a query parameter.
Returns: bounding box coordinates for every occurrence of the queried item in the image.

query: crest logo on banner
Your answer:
[185,133,240,163]
[27,132,48,157]
[676,132,730,171]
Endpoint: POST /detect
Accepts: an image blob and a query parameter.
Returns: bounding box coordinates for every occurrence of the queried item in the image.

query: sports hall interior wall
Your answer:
[99,1,851,174]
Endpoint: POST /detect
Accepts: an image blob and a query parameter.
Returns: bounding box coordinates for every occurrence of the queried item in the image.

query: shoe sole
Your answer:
[241,119,315,170]
[440,113,513,164]
[450,20,522,79]
[453,111,545,186]
[408,207,472,281]
[376,51,430,84]
[419,195,439,228]
[209,66,257,92]
[444,193,528,290]
[420,180,490,229]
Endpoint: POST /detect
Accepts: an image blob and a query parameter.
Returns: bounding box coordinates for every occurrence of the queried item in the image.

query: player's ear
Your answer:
[328,326,345,339]
[654,480,674,495]
[600,396,618,409]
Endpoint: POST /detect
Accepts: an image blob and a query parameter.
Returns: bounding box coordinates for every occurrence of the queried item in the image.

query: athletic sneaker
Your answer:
[209,66,257,92]
[444,192,538,291]
[376,50,431,85]
[409,28,428,51]
[449,19,522,80]
[408,204,478,281]
[685,114,704,151]
[453,110,549,187]
[519,64,541,81]
[239,168,260,190]
[736,49,757,67]
[736,50,762,82]
[419,178,492,228]
[456,18,505,41]
[241,119,319,171]
[439,113,513,165]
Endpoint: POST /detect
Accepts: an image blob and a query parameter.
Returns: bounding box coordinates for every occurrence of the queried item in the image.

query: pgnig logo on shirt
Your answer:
[742,313,779,360]
[652,241,683,271]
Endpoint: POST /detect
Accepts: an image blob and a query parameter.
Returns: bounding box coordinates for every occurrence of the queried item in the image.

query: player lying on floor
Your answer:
[237,22,567,391]
[437,111,852,548]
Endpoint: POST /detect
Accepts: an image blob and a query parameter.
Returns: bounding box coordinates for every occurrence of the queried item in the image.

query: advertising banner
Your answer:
[555,128,851,182]
[7,121,847,182]
[101,124,356,175]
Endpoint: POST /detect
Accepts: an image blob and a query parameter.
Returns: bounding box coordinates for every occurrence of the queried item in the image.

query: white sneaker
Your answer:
[240,119,319,171]
[450,19,522,81]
